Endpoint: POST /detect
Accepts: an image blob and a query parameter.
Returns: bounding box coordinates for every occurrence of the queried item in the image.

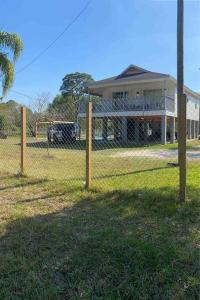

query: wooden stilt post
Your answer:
[177,0,186,202]
[86,102,92,189]
[21,107,27,176]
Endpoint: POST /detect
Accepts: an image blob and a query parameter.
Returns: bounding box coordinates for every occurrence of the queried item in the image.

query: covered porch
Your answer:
[90,115,177,145]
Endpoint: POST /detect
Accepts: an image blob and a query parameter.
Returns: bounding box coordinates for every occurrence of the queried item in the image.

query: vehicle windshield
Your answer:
[54,124,75,131]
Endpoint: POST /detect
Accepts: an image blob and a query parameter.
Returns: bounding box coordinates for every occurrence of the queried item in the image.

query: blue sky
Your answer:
[1,0,200,105]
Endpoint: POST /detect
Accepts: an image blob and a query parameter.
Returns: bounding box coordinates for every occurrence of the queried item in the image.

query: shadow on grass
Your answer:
[25,140,162,151]
[0,184,199,299]
[93,165,175,180]
[0,178,48,191]
[29,165,173,183]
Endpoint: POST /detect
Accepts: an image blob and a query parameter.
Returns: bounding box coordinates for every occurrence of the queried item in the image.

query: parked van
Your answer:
[47,122,78,143]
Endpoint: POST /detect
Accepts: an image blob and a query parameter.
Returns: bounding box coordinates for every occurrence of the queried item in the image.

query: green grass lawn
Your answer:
[0,137,199,185]
[0,169,199,299]
[0,138,199,299]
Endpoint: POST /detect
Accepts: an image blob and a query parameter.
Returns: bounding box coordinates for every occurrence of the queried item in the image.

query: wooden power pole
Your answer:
[86,102,92,189]
[177,0,186,202]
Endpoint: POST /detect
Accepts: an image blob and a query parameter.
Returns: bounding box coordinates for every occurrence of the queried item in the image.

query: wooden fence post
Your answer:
[86,102,92,189]
[21,107,26,175]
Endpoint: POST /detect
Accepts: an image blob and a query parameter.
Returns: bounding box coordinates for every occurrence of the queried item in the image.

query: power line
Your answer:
[9,89,33,101]
[1,0,92,100]
[16,0,92,75]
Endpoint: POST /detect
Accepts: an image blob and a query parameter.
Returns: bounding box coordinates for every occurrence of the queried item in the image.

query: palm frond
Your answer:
[0,53,14,95]
[0,31,23,61]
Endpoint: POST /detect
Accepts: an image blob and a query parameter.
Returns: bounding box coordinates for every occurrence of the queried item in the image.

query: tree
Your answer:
[0,31,23,96]
[6,100,21,127]
[48,73,98,122]
[47,73,94,121]
[33,92,50,118]
[0,100,21,128]
[48,94,70,112]
[26,93,50,136]
[60,72,93,101]
[48,94,76,121]
[0,114,8,130]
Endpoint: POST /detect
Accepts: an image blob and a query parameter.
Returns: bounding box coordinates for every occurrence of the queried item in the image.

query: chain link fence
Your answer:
[0,98,199,192]
[25,102,86,183]
[0,102,21,175]
[186,97,200,194]
[83,99,180,189]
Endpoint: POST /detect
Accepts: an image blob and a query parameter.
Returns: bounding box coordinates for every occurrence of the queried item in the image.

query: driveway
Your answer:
[111,147,200,160]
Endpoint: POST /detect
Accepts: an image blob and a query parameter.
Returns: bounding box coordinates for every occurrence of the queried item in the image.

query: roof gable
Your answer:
[85,65,171,92]
[116,64,149,79]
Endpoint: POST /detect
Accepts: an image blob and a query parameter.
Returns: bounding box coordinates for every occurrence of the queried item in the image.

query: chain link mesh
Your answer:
[0,96,199,189]
[186,96,200,192]
[87,99,179,188]
[0,102,21,175]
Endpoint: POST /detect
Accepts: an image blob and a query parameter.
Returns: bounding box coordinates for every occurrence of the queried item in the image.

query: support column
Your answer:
[186,119,189,139]
[196,121,199,138]
[135,120,140,144]
[188,119,192,139]
[102,118,108,141]
[170,117,175,143]
[161,115,167,144]
[144,122,148,145]
[194,121,196,139]
[194,120,196,138]
[195,121,198,139]
[113,118,119,141]
[121,117,127,143]
[191,120,195,139]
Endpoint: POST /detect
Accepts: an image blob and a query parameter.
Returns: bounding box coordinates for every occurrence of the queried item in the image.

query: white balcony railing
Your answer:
[78,96,175,114]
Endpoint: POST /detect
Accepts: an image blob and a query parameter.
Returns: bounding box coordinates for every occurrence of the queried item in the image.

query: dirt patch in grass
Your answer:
[111,148,200,160]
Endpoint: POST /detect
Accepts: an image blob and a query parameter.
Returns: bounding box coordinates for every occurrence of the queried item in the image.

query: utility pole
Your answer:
[177,0,186,202]
[86,101,92,189]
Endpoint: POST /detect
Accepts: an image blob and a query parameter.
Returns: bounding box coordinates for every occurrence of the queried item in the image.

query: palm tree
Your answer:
[0,31,23,96]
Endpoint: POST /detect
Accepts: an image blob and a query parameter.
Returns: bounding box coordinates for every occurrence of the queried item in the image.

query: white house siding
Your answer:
[102,80,168,100]
[174,92,178,117]
[173,92,200,121]
[186,95,200,121]
[166,80,176,99]
[100,79,177,118]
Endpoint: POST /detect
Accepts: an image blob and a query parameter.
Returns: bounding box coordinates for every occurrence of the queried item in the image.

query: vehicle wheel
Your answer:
[48,135,52,143]
[53,136,59,144]
[72,138,76,143]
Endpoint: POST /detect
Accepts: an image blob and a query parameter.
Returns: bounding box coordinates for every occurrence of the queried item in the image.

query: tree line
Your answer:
[0,72,98,135]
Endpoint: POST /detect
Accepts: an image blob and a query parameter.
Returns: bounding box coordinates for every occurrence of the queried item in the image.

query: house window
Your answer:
[195,103,198,109]
[143,89,162,98]
[113,91,128,99]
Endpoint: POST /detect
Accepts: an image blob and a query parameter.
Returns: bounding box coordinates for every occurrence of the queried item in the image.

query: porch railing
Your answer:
[78,96,175,114]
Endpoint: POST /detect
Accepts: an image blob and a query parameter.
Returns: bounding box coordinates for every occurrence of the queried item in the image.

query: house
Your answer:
[78,65,200,144]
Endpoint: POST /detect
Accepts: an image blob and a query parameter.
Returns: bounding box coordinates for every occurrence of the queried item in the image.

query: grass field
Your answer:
[0,137,199,186]
[0,137,199,298]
